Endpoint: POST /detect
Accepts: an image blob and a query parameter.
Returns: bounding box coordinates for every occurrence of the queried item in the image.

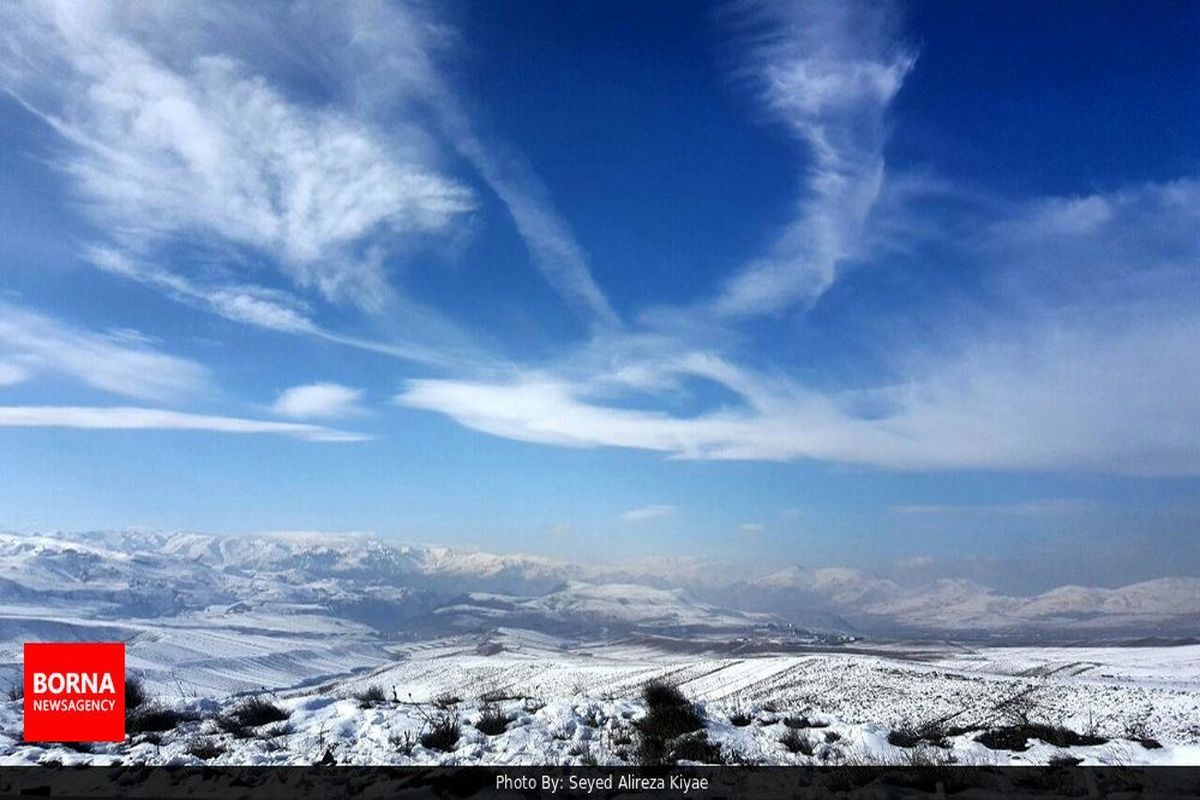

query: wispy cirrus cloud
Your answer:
[5,1,1198,485]
[713,0,914,316]
[438,119,620,329]
[398,294,1200,475]
[0,362,30,387]
[0,300,207,402]
[1,0,473,313]
[4,0,614,364]
[621,505,677,523]
[0,405,366,442]
[0,300,370,442]
[87,247,474,367]
[339,1,619,328]
[397,103,1200,481]
[891,500,1098,517]
[89,247,319,336]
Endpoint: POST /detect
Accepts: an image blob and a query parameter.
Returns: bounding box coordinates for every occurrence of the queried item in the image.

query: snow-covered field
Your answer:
[2,628,1197,766]
[1,531,1197,766]
[0,606,394,696]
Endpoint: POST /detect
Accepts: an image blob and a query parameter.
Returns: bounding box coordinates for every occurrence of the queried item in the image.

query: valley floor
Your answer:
[2,628,1198,766]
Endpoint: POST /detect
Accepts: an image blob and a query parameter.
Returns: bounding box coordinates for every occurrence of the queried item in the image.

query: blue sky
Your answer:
[0,1,1197,590]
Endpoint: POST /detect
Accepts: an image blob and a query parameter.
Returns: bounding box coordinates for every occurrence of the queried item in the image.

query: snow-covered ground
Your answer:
[0,605,396,696]
[1,531,1197,765]
[2,628,1197,766]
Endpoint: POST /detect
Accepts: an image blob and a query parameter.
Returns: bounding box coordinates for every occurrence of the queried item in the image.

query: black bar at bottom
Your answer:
[2,766,1199,800]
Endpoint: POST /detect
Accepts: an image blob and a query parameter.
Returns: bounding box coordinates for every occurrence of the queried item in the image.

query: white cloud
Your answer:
[5,0,609,372]
[738,523,766,534]
[338,1,618,327]
[87,247,473,367]
[273,383,364,419]
[397,303,1200,475]
[2,0,474,311]
[1024,195,1114,236]
[891,500,1096,517]
[440,119,619,328]
[0,362,30,387]
[89,247,318,335]
[0,301,207,401]
[621,505,676,523]
[987,179,1200,291]
[3,1,1196,485]
[397,176,1200,477]
[714,0,914,316]
[0,406,366,442]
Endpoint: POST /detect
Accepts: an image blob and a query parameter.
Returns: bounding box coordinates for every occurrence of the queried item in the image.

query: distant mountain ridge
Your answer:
[721,562,1200,637]
[1,530,1197,640]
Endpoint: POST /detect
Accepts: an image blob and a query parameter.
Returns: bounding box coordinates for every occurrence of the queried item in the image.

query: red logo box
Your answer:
[24,643,125,742]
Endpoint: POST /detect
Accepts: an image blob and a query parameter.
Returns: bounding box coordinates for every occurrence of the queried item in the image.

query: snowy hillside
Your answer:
[0,531,789,696]
[3,629,1198,766]
[0,531,1198,766]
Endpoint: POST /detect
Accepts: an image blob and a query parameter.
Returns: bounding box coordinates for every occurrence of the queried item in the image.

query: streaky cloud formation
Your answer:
[1,0,474,312]
[89,247,319,336]
[88,247,475,368]
[337,0,619,328]
[713,0,914,316]
[0,362,30,388]
[0,0,1197,578]
[0,406,366,442]
[400,142,1200,476]
[891,499,1096,517]
[436,113,621,329]
[0,300,207,402]
[398,292,1200,475]
[621,505,677,523]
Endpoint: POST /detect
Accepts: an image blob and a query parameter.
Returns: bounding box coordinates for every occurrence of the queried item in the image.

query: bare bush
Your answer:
[389,730,417,756]
[354,684,387,708]
[581,703,603,728]
[185,737,225,760]
[433,693,460,709]
[780,728,815,755]
[419,712,461,752]
[475,703,512,736]
[729,710,753,727]
[783,714,829,729]
[219,696,290,738]
[635,680,706,765]
[127,704,198,735]
[670,731,725,764]
[125,674,148,711]
[888,718,949,749]
[976,723,1106,752]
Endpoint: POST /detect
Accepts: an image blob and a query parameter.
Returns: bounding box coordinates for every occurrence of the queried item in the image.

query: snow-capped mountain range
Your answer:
[731,564,1200,637]
[1,530,1197,641]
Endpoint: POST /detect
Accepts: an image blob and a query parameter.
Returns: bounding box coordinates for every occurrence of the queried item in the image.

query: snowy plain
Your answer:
[0,531,1198,766]
[2,626,1198,766]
